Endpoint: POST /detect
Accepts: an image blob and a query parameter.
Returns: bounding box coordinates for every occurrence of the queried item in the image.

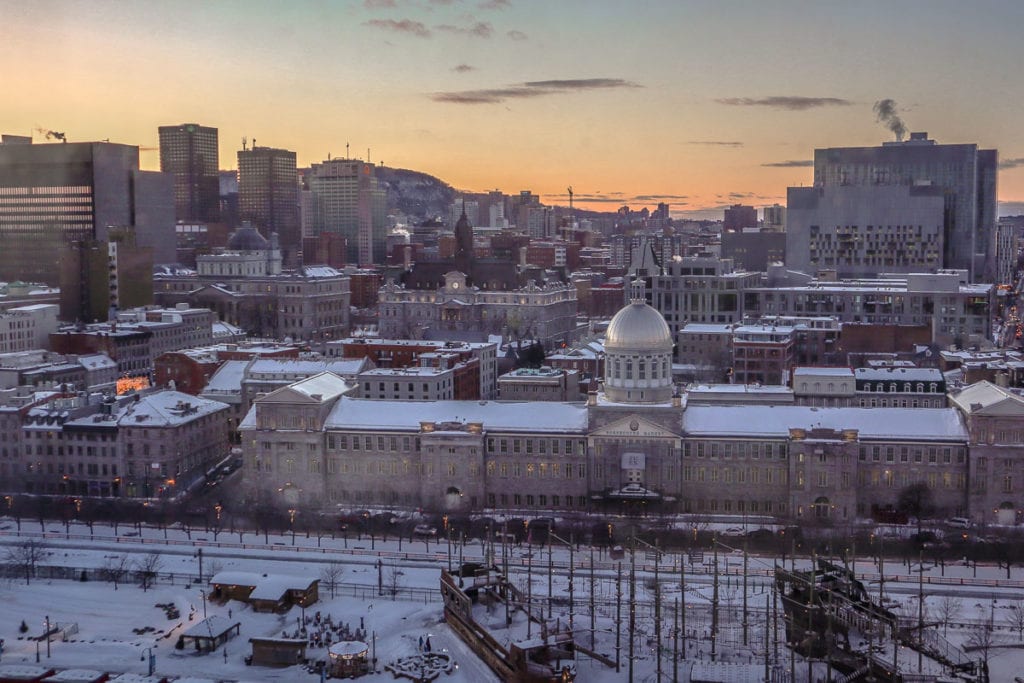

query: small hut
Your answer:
[327,641,370,678]
[0,666,55,683]
[247,637,307,667]
[176,615,241,653]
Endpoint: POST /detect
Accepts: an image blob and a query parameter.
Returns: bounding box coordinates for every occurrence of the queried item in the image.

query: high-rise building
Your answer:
[723,204,757,232]
[814,132,997,281]
[237,145,300,266]
[307,158,387,266]
[0,140,174,285]
[763,204,786,231]
[158,123,220,222]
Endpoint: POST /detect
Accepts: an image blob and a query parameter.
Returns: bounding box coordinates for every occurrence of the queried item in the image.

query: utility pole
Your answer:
[673,597,680,683]
[628,535,636,683]
[743,539,749,646]
[527,545,534,639]
[918,549,924,673]
[711,538,719,661]
[615,562,622,673]
[589,547,596,650]
[680,549,687,659]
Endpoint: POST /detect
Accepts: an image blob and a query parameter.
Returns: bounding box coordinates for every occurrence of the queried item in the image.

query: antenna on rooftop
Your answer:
[241,137,247,151]
[346,142,350,159]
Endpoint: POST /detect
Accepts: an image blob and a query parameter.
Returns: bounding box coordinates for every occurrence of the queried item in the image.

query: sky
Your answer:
[4,0,1024,218]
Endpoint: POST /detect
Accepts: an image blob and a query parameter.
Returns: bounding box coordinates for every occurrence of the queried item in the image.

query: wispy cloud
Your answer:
[507,29,528,40]
[436,21,493,38]
[761,159,814,167]
[688,140,743,147]
[431,78,641,104]
[452,64,476,73]
[365,18,431,37]
[364,0,396,8]
[999,157,1024,170]
[479,0,511,8]
[716,96,852,111]
[546,191,688,205]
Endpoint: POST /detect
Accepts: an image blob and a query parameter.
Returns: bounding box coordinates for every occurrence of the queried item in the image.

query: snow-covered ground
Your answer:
[1,518,1023,682]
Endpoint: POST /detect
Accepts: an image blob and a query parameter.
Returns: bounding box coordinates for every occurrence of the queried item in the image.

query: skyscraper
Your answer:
[813,132,997,281]
[0,140,174,285]
[307,158,386,266]
[237,145,300,266]
[158,123,220,222]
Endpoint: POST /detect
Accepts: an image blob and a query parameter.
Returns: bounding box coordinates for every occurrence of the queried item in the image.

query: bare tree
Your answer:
[385,564,404,599]
[101,555,130,591]
[135,552,164,592]
[964,622,1002,672]
[1005,601,1024,640]
[4,540,50,585]
[935,595,963,638]
[320,562,344,599]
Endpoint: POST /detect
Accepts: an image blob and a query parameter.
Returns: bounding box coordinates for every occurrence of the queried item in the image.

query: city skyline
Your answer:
[4,0,1024,217]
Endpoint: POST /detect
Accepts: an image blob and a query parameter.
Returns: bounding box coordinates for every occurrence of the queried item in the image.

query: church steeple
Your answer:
[454,199,474,276]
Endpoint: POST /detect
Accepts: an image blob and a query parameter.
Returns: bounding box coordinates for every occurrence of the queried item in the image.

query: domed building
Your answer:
[197,222,282,278]
[603,284,675,404]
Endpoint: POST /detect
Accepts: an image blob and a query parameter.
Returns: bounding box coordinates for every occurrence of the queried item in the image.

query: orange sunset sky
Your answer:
[4,0,1024,217]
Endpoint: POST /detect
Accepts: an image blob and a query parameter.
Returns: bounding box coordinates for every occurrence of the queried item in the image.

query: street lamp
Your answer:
[141,647,156,676]
[45,615,51,658]
[288,508,297,545]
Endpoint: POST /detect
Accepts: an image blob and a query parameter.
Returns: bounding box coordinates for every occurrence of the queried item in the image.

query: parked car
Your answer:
[413,524,437,537]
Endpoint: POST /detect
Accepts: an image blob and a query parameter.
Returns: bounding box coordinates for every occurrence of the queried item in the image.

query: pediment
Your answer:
[974,397,1024,417]
[591,414,680,439]
[257,385,320,405]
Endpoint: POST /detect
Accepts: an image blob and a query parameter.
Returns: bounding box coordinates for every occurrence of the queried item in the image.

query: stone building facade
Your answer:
[238,297,1019,525]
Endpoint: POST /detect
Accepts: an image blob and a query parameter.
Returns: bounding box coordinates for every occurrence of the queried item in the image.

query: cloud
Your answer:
[452,64,476,73]
[716,96,853,111]
[431,77,641,104]
[507,29,528,40]
[364,18,431,37]
[364,0,396,8]
[999,158,1024,170]
[729,192,754,198]
[761,159,814,167]
[688,140,743,147]
[479,0,511,8]
[436,21,493,38]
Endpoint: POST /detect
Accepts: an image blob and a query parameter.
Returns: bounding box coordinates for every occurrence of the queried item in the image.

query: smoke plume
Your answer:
[873,99,906,141]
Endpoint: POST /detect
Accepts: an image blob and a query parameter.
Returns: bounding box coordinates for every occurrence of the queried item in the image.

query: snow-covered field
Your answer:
[1,518,1024,682]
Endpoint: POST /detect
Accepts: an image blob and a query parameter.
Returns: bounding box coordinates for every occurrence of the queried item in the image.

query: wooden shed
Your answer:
[175,615,241,653]
[247,637,307,667]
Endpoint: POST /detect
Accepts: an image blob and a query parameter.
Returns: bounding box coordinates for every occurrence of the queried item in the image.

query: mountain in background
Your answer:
[375,166,457,223]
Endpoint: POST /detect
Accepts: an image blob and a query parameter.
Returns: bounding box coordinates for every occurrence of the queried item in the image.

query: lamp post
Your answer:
[141,647,156,676]
[45,615,51,658]
[289,508,297,545]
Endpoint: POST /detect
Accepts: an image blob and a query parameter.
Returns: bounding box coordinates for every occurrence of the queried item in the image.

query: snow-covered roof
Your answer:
[793,367,854,378]
[0,665,56,680]
[45,670,110,682]
[854,366,943,381]
[247,359,368,377]
[201,360,249,393]
[77,354,116,370]
[679,323,735,334]
[300,265,343,278]
[181,615,238,639]
[687,383,792,394]
[325,397,588,433]
[683,405,968,441]
[279,372,353,402]
[105,391,228,427]
[209,571,317,601]
[949,380,1024,415]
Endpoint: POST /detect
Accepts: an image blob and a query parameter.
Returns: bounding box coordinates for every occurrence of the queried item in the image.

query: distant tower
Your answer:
[158,123,220,222]
[237,144,300,267]
[453,202,474,276]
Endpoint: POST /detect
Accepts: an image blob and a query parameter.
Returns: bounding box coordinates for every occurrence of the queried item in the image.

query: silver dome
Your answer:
[605,301,672,352]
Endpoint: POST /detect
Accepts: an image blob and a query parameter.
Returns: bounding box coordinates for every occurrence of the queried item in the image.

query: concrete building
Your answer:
[720,230,786,273]
[0,304,59,353]
[0,350,117,393]
[651,256,762,342]
[786,184,945,278]
[358,366,456,401]
[159,123,220,223]
[853,366,946,408]
[239,295,998,524]
[307,159,387,266]
[3,389,230,498]
[378,271,579,351]
[325,337,495,399]
[498,366,579,402]
[994,219,1019,287]
[723,204,757,232]
[0,140,175,284]
[813,133,998,282]
[238,145,300,267]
